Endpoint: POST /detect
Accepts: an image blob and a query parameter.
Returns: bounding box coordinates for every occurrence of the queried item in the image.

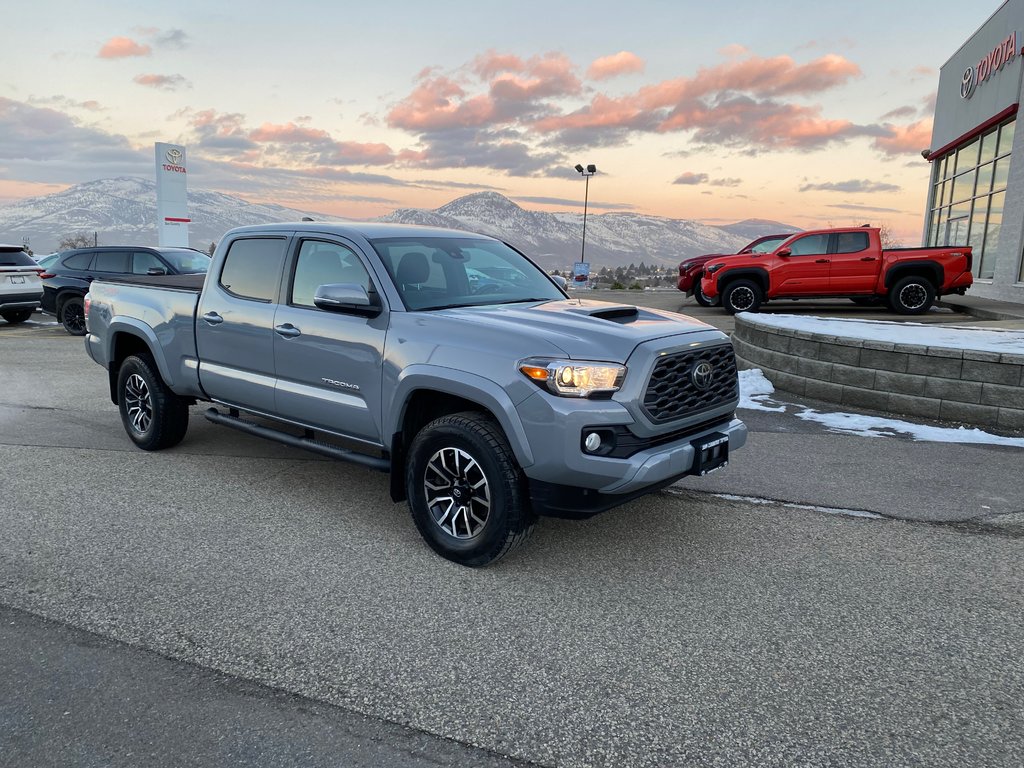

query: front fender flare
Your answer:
[387,365,535,468]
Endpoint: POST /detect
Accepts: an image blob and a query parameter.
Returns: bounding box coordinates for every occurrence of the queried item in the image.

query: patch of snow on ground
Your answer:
[737,369,785,412]
[739,313,1024,354]
[737,368,1024,448]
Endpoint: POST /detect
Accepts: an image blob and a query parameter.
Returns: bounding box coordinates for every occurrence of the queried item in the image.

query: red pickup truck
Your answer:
[677,233,793,306]
[699,227,973,315]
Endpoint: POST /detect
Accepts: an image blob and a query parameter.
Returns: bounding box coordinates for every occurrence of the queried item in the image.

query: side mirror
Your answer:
[552,275,568,290]
[777,248,792,258]
[146,267,167,275]
[313,283,382,316]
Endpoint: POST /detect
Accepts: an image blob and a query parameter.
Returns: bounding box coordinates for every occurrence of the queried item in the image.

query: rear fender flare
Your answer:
[105,319,174,387]
[884,260,942,290]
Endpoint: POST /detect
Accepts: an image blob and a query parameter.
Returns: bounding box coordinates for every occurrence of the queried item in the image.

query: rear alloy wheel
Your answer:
[60,296,87,336]
[722,279,763,314]
[888,276,936,315]
[1,309,33,324]
[117,354,190,450]
[406,412,535,567]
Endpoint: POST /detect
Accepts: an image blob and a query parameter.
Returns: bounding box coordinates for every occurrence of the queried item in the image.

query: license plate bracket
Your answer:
[10,276,25,284]
[691,432,729,476]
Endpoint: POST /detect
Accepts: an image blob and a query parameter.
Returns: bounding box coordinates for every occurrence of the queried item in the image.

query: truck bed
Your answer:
[96,273,206,292]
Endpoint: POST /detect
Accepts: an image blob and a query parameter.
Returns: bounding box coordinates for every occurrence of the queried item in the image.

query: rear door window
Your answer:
[834,232,870,254]
[62,252,94,270]
[93,251,130,272]
[219,237,288,302]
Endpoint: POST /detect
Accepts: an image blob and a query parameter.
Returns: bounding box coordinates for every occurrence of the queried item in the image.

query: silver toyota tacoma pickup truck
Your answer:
[84,222,746,565]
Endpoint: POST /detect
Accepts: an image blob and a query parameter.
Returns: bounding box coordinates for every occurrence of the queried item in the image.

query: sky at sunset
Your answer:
[0,0,993,241]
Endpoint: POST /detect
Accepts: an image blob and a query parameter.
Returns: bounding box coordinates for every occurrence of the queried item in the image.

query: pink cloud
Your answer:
[250,122,333,143]
[98,36,151,59]
[587,51,645,80]
[873,118,933,155]
[133,74,190,91]
[247,121,395,165]
[472,51,526,79]
[387,76,495,131]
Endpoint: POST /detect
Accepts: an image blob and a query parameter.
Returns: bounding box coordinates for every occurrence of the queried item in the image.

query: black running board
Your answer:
[204,407,390,472]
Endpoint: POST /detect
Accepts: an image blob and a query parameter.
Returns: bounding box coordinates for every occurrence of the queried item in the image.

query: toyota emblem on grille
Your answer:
[691,361,714,390]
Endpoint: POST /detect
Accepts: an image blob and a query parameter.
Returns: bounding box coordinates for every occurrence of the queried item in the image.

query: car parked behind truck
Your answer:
[677,233,793,307]
[83,222,747,566]
[699,226,973,315]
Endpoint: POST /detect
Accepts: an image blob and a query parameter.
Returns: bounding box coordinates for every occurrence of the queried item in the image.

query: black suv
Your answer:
[41,246,210,335]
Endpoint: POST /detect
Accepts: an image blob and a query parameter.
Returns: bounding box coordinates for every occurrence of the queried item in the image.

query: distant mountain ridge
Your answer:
[0,179,796,268]
[378,191,795,268]
[0,177,329,254]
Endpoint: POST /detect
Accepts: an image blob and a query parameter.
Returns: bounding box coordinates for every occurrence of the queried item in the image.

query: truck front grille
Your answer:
[642,345,738,423]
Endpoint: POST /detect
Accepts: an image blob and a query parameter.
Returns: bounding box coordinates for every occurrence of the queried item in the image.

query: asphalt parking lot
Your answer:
[2,310,1023,767]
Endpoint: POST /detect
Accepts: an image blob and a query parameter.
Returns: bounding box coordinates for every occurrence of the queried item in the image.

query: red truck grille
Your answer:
[642,345,739,423]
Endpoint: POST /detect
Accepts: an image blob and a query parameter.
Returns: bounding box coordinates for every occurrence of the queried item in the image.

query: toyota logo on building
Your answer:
[961,66,976,99]
[691,361,714,390]
[165,148,183,165]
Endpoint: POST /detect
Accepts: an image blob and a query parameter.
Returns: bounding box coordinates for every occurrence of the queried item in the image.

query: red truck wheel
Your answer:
[888,276,936,315]
[722,280,763,314]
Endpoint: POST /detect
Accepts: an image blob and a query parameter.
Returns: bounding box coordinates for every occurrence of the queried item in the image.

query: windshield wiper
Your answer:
[488,297,555,305]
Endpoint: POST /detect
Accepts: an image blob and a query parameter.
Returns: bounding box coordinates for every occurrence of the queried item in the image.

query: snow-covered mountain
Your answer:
[0,179,795,269]
[0,177,331,253]
[717,218,801,241]
[380,191,783,269]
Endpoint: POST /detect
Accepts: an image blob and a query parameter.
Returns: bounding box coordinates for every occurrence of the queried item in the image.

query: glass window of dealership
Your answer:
[924,0,1024,301]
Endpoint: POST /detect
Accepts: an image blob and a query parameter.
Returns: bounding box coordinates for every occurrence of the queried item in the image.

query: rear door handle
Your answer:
[815,259,830,263]
[202,311,224,325]
[274,323,301,338]
[860,256,878,261]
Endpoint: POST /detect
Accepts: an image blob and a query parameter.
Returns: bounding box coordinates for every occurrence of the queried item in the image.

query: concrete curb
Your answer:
[732,315,1024,431]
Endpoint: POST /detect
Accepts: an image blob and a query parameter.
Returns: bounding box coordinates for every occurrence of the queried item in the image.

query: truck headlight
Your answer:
[705,263,724,274]
[518,357,626,398]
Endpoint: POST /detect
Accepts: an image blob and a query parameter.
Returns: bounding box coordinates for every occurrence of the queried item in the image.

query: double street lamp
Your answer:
[574,163,597,262]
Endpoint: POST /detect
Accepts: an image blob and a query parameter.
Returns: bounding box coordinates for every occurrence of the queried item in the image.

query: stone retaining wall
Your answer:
[732,315,1024,432]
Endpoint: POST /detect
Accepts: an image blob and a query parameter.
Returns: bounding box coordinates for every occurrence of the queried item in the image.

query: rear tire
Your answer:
[888,276,936,315]
[721,279,763,314]
[406,412,535,567]
[117,354,190,450]
[60,296,87,336]
[1,309,33,324]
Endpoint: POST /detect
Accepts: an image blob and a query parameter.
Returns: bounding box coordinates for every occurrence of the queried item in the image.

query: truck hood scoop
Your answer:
[565,304,640,324]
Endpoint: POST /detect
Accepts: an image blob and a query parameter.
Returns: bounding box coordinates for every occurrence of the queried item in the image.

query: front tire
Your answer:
[406,412,535,567]
[693,280,718,307]
[888,276,936,315]
[722,279,763,314]
[60,296,87,336]
[1,309,33,324]
[117,354,190,450]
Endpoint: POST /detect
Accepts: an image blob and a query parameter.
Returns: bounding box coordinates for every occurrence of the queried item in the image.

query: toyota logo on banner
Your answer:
[165,148,183,165]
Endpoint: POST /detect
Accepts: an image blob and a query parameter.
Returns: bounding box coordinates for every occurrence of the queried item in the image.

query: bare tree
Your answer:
[58,233,95,250]
[878,222,903,248]
[208,242,217,255]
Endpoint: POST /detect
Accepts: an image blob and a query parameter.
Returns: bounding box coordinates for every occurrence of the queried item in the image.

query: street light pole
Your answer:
[574,163,596,262]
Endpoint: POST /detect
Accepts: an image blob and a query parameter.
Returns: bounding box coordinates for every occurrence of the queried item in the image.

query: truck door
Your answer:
[272,237,387,444]
[828,231,877,293]
[195,235,289,413]
[772,233,830,294]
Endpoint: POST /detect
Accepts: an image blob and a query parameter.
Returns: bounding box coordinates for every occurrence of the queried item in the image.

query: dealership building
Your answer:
[926,0,1024,304]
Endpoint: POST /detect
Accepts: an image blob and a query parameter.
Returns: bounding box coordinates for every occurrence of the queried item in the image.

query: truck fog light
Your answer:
[584,432,602,453]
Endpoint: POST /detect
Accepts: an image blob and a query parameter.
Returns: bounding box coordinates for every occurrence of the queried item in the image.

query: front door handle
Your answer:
[202,311,224,325]
[860,256,878,261]
[274,323,301,338]
[815,259,830,263]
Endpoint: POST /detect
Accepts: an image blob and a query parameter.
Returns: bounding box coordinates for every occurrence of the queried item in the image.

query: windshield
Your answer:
[159,249,211,274]
[369,236,565,311]
[746,236,791,254]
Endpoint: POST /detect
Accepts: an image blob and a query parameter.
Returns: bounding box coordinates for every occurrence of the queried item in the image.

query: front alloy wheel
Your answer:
[423,446,491,539]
